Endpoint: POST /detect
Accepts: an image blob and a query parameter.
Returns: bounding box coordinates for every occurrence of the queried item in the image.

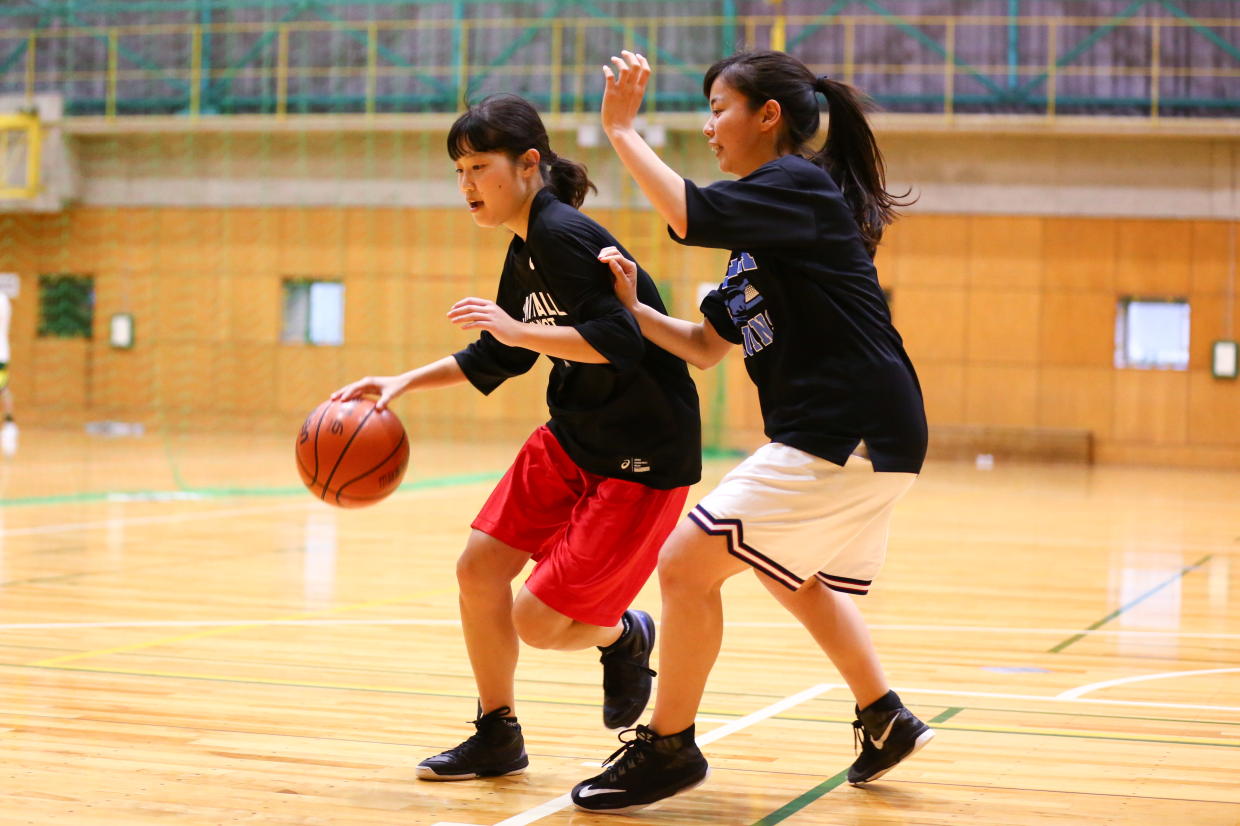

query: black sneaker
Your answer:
[599,610,656,729]
[415,705,529,781]
[847,699,934,785]
[572,724,710,813]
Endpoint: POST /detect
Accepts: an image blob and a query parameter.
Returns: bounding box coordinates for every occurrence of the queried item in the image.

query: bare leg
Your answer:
[757,573,887,709]
[648,520,749,735]
[455,530,532,715]
[512,587,623,651]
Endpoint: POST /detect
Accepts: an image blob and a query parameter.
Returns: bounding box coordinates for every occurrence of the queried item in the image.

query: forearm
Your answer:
[399,356,470,392]
[629,303,729,370]
[604,127,688,238]
[511,324,609,364]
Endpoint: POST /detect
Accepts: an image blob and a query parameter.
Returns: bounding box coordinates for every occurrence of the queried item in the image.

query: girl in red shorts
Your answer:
[332,93,700,781]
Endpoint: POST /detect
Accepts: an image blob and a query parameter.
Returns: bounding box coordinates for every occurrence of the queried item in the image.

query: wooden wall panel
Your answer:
[1037,366,1115,438]
[966,289,1040,365]
[6,208,1237,469]
[893,286,967,362]
[964,365,1038,426]
[1043,218,1116,291]
[1187,373,1240,447]
[1189,221,1234,294]
[889,215,970,287]
[1113,370,1189,445]
[1039,291,1115,367]
[968,216,1043,289]
[915,362,966,425]
[1115,220,1193,296]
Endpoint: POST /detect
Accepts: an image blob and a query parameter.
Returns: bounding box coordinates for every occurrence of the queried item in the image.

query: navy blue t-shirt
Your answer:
[455,187,702,489]
[674,155,926,474]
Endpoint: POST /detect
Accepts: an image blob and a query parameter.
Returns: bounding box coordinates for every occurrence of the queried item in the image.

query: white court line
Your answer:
[895,685,1240,713]
[434,683,839,826]
[1055,667,1240,700]
[4,618,1238,641]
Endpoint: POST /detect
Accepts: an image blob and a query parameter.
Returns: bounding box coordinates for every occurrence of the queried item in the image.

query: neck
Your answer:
[503,184,544,241]
[735,147,783,178]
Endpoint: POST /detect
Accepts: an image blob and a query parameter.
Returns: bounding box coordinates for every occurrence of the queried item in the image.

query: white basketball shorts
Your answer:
[688,442,917,595]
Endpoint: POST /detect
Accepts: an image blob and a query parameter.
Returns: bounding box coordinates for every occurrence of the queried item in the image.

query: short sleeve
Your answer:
[453,333,540,395]
[530,224,645,372]
[699,289,742,345]
[673,166,821,250]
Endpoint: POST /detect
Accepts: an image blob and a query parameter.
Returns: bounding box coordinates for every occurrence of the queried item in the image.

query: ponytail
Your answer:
[704,52,914,255]
[812,76,913,255]
[448,93,597,208]
[545,153,596,209]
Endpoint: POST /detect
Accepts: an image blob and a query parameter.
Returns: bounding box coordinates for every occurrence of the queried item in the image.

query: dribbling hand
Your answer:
[330,375,407,411]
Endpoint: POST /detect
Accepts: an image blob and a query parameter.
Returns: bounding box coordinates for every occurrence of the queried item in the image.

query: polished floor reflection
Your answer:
[0,431,1237,825]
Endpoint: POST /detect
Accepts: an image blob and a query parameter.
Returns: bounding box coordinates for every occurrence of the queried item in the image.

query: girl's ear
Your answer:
[759,99,782,133]
[520,148,542,173]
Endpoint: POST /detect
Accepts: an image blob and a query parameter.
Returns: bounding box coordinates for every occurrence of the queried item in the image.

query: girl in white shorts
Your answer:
[573,49,934,814]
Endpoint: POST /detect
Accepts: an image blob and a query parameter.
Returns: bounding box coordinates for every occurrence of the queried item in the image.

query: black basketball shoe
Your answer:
[847,693,935,785]
[599,609,656,729]
[415,705,529,781]
[572,724,710,813]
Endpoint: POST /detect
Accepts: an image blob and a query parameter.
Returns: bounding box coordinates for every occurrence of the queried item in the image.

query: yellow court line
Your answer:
[30,588,458,668]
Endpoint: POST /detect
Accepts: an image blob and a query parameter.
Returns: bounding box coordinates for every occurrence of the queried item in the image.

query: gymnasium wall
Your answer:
[1,124,1237,468]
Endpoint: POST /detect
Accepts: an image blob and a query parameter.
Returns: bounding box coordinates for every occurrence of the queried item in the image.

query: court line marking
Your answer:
[429,684,839,826]
[751,768,850,826]
[1048,553,1214,653]
[5,618,1237,640]
[29,588,457,668]
[894,686,1240,713]
[1056,667,1240,700]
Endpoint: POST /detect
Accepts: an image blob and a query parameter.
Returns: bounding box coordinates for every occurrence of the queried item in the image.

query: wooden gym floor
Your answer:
[0,430,1236,825]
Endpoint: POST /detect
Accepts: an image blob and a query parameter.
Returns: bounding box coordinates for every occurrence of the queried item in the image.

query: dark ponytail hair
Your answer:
[447,93,595,208]
[703,51,913,254]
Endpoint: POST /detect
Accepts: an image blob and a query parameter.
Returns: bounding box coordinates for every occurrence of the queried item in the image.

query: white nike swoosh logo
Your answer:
[871,717,898,750]
[577,787,626,798]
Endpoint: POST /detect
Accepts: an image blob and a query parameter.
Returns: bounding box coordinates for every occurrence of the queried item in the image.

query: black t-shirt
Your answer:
[455,187,702,489]
[674,155,927,474]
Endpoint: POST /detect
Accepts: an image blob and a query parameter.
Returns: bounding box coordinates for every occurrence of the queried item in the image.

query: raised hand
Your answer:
[601,50,650,135]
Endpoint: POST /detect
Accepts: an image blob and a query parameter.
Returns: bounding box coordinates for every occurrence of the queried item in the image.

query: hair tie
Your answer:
[817,74,831,87]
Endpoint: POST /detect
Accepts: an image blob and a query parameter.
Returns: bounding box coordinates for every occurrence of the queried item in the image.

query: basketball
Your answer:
[296,397,409,508]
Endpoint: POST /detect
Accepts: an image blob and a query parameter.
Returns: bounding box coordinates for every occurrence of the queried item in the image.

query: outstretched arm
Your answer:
[598,246,732,370]
[601,51,688,239]
[331,356,466,411]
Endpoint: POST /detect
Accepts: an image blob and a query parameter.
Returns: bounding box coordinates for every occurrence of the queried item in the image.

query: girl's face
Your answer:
[702,76,782,177]
[455,148,541,233]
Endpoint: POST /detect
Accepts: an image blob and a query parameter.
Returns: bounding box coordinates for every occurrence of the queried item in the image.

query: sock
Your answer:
[859,689,902,716]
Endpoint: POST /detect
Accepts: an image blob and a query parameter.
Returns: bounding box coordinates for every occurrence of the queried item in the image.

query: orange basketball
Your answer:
[296,397,409,508]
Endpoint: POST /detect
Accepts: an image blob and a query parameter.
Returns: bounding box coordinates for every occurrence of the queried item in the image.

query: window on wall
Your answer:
[37,274,94,338]
[282,278,344,345]
[1114,298,1190,370]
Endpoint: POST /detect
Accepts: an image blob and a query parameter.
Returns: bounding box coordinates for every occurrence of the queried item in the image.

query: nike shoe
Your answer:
[572,724,709,813]
[415,705,528,781]
[847,698,935,785]
[598,609,656,729]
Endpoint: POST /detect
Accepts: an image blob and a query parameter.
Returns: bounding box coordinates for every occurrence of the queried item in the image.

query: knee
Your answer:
[511,601,567,649]
[455,546,505,595]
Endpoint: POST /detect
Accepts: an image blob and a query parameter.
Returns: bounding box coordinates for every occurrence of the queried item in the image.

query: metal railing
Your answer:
[0,7,1237,121]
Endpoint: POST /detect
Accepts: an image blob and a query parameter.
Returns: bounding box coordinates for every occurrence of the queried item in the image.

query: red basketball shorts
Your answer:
[472,425,689,627]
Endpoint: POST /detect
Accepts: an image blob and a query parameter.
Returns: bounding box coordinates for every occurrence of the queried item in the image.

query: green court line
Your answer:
[930,706,964,724]
[1048,554,1214,653]
[1,451,743,509]
[750,769,851,826]
[0,470,504,508]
